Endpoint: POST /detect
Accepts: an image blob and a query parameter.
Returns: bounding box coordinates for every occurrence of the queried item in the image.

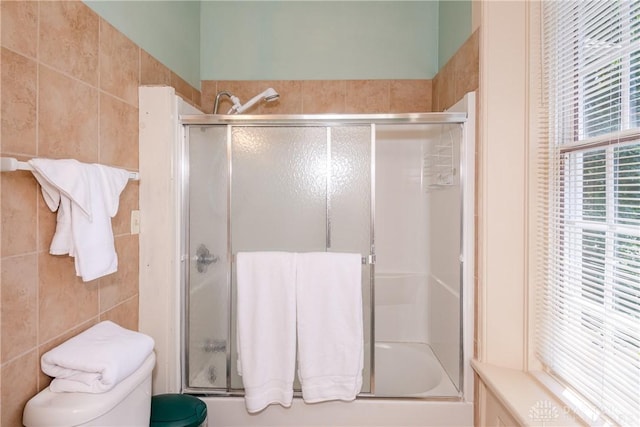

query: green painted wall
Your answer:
[200,1,439,80]
[84,0,201,88]
[86,1,472,84]
[438,0,471,68]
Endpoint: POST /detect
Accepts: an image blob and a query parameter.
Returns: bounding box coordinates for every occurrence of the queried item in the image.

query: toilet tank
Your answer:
[23,352,156,427]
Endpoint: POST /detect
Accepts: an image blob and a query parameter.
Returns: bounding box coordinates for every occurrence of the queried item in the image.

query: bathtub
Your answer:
[201,396,472,426]
[197,342,470,426]
[373,341,458,397]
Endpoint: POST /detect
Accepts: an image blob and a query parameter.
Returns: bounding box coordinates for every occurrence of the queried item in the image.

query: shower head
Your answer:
[229,88,280,114]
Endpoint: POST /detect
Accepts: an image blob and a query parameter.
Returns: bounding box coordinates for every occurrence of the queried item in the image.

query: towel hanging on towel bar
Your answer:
[1,156,136,281]
[0,156,140,180]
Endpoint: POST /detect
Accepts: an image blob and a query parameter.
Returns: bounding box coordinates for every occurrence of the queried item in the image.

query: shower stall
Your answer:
[138,87,475,426]
[183,118,469,397]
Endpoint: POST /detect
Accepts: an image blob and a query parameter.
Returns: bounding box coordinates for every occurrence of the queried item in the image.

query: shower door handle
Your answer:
[194,244,218,273]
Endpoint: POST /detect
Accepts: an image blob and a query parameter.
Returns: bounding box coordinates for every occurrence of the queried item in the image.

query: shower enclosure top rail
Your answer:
[180,112,467,126]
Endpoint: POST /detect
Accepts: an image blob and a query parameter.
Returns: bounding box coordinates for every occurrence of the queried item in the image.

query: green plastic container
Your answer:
[150,394,207,427]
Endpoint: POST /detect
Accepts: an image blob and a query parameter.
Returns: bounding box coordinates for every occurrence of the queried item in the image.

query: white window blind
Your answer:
[538,1,640,426]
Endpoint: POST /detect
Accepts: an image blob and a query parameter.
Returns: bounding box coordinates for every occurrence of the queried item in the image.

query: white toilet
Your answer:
[23,352,156,427]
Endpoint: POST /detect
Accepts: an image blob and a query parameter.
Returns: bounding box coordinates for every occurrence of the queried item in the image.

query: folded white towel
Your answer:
[296,252,363,403]
[41,321,155,393]
[236,252,297,413]
[28,159,130,281]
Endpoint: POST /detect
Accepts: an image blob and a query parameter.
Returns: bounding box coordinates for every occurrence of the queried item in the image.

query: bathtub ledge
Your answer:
[472,360,591,427]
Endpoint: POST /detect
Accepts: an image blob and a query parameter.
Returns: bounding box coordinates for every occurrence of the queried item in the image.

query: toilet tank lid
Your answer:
[23,352,155,427]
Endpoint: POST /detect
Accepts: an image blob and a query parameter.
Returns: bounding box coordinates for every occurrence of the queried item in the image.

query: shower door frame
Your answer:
[179,112,468,399]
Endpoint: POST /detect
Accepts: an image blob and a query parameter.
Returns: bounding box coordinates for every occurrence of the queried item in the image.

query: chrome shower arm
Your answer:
[213,91,241,115]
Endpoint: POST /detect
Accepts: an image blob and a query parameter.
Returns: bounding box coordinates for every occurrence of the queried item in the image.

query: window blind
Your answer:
[538,2,640,426]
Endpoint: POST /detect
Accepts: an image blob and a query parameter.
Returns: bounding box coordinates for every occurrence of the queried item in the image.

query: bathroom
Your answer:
[0,1,600,426]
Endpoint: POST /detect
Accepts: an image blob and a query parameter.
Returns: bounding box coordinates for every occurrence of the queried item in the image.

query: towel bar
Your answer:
[0,157,140,181]
[229,253,375,265]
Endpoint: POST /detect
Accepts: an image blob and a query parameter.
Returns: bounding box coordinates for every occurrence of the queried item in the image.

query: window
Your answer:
[538,2,640,426]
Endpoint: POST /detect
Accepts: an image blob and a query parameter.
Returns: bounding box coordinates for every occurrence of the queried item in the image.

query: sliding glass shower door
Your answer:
[184,124,373,394]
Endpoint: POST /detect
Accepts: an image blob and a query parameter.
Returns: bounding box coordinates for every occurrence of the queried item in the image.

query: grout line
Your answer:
[97,19,102,166]
[35,0,41,366]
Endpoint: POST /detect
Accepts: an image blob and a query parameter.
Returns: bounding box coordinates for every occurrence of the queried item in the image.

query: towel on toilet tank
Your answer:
[41,320,155,393]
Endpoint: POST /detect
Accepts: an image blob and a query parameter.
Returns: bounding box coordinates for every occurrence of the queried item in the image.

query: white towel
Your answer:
[41,321,155,393]
[236,252,297,413]
[296,252,363,403]
[28,159,130,281]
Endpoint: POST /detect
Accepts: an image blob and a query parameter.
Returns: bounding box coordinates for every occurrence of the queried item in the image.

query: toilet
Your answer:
[23,352,156,426]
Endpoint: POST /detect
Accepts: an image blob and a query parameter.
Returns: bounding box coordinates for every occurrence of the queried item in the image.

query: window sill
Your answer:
[471,360,588,426]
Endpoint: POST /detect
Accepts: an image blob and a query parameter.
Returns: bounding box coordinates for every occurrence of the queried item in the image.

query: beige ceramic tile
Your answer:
[257,80,302,114]
[171,72,194,101]
[1,254,38,363]
[435,61,456,111]
[38,66,99,162]
[112,182,139,236]
[0,171,37,258]
[100,20,139,106]
[192,88,202,110]
[100,295,139,331]
[140,49,171,87]
[302,80,347,114]
[1,47,37,156]
[1,350,38,427]
[37,192,57,254]
[1,0,38,58]
[39,1,99,86]
[346,80,390,114]
[98,235,139,312]
[431,75,442,112]
[389,80,433,113]
[454,30,480,101]
[38,254,99,343]
[99,94,139,170]
[200,80,218,114]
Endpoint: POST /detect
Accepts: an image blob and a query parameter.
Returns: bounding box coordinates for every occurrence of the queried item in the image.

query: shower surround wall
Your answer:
[201,80,433,115]
[0,1,201,425]
[140,87,475,426]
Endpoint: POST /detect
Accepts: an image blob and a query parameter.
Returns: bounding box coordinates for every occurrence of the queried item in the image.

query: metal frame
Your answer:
[180,113,469,399]
[180,112,466,126]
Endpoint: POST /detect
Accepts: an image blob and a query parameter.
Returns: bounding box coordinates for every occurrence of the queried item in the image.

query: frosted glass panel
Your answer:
[230,126,328,389]
[329,126,371,252]
[374,124,462,397]
[426,124,462,392]
[187,125,228,389]
[330,126,373,393]
[228,126,373,393]
[230,126,327,252]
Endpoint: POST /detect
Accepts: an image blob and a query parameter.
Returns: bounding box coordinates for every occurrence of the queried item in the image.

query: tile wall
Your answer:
[432,29,480,112]
[201,79,433,114]
[0,1,201,425]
